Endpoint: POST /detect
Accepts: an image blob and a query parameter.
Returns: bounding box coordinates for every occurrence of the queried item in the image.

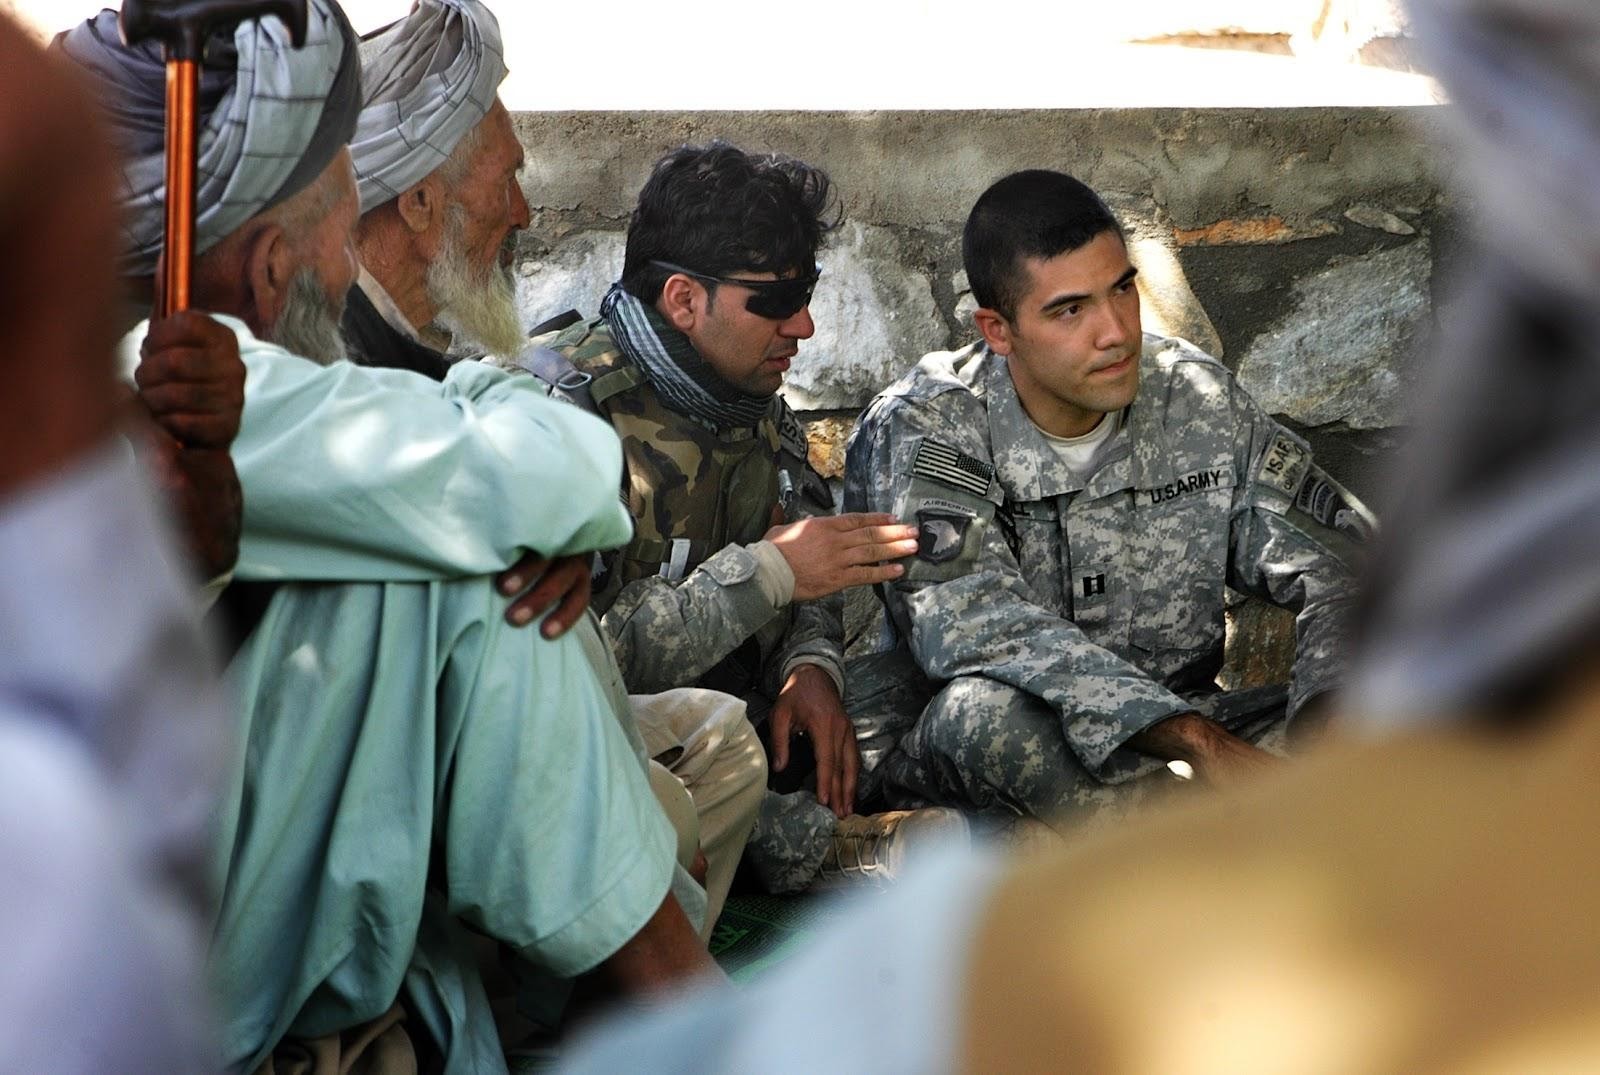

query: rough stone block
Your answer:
[513,230,626,329]
[783,222,948,411]
[802,416,856,481]
[1127,232,1225,358]
[1219,593,1298,691]
[1234,239,1429,428]
[1174,215,1340,245]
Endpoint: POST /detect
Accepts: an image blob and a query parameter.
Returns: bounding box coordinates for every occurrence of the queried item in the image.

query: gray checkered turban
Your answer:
[350,0,507,214]
[57,0,361,278]
[1349,0,1600,723]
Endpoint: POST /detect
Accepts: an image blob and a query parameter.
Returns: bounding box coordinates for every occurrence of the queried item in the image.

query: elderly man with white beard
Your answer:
[343,0,527,374]
[346,0,769,938]
[62,3,721,1071]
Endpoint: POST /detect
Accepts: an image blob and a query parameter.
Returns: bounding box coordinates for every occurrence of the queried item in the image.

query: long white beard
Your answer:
[269,268,348,366]
[425,204,525,358]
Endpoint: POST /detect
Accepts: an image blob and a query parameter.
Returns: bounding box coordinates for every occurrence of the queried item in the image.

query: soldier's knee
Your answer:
[916,676,1033,758]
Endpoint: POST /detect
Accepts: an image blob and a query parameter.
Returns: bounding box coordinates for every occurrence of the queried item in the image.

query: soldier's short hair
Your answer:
[964,170,1123,322]
[620,140,840,305]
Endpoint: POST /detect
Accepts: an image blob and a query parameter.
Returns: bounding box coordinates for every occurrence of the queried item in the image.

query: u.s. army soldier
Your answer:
[514,143,966,891]
[844,169,1374,821]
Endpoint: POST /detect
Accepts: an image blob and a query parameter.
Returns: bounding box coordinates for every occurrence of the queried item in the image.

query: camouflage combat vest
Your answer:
[544,319,818,614]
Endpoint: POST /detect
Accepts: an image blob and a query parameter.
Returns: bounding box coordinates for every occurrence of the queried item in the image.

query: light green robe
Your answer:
[201,318,680,1072]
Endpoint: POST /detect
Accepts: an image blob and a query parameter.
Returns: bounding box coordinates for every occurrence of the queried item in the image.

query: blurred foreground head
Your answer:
[1351,0,1600,724]
[0,11,123,500]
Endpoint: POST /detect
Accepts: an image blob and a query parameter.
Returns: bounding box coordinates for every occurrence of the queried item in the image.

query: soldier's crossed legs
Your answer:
[881,676,1289,822]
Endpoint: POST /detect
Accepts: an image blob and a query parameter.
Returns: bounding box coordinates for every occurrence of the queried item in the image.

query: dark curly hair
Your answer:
[620,141,841,304]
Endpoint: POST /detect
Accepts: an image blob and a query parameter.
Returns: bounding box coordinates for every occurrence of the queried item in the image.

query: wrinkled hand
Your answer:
[497,552,592,637]
[764,512,920,602]
[136,311,246,449]
[129,312,246,578]
[770,664,859,817]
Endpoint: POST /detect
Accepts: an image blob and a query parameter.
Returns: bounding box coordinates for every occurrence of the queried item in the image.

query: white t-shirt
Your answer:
[1035,408,1123,479]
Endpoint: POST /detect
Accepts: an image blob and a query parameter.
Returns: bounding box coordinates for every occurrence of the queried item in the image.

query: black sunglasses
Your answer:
[650,260,821,320]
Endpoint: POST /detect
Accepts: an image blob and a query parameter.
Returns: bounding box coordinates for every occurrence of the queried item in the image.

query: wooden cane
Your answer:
[119,0,309,317]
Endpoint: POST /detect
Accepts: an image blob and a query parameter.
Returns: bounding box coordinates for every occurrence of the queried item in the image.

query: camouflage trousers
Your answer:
[741,691,839,895]
[880,677,1290,825]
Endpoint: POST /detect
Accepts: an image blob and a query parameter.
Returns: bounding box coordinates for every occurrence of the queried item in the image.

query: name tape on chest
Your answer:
[1146,467,1234,505]
[912,439,995,499]
[1256,433,1311,498]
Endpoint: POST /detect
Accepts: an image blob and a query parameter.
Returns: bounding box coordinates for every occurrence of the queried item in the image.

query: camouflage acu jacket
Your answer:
[843,334,1372,776]
[543,318,844,698]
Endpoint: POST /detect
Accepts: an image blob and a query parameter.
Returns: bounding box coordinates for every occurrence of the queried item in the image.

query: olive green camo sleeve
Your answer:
[1228,391,1375,718]
[845,395,1191,778]
[600,543,792,695]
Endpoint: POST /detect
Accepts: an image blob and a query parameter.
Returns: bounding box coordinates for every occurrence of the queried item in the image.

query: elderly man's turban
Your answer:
[350,0,508,214]
[57,0,360,278]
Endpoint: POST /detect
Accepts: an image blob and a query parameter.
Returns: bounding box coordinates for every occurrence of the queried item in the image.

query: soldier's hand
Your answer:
[765,513,920,602]
[769,664,859,817]
[1131,712,1280,789]
[498,552,592,638]
[136,310,246,450]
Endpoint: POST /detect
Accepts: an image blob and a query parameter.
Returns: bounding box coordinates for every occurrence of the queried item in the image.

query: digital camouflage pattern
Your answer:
[843,333,1372,819]
[544,318,843,892]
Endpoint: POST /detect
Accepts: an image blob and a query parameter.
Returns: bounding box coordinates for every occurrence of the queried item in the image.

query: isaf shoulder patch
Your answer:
[912,439,995,499]
[1256,432,1311,497]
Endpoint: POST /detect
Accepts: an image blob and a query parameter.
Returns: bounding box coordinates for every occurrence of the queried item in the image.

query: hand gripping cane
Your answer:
[118,0,309,317]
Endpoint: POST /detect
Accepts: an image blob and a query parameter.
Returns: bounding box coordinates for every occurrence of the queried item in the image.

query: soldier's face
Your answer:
[978,230,1142,438]
[683,269,817,396]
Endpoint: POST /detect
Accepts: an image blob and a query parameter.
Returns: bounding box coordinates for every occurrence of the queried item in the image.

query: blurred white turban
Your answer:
[351,0,508,213]
[1350,0,1600,722]
[58,0,361,277]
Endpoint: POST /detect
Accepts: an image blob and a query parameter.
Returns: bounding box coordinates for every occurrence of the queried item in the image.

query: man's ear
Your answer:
[973,307,1014,356]
[395,175,442,239]
[657,273,703,334]
[242,222,294,337]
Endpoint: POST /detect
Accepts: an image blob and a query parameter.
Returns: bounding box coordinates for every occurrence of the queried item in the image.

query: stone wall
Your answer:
[508,108,1451,676]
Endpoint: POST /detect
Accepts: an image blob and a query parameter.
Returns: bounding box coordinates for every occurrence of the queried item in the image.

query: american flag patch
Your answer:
[913,440,994,499]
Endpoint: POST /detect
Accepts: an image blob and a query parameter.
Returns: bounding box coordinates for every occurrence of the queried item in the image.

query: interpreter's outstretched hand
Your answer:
[769,664,859,817]
[131,312,246,580]
[764,512,920,602]
[497,552,593,638]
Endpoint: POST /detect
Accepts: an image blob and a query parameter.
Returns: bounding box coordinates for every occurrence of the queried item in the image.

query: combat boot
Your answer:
[814,808,969,889]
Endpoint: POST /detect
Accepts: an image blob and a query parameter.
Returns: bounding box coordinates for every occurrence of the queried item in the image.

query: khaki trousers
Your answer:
[630,688,767,937]
[250,1004,415,1074]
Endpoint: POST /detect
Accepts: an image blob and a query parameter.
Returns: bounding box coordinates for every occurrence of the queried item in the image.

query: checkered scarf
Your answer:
[600,283,774,431]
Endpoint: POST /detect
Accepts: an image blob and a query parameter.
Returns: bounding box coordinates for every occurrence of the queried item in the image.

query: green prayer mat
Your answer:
[709,891,851,982]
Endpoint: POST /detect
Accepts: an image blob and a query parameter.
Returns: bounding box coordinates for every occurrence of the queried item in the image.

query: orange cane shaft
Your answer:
[162,57,198,317]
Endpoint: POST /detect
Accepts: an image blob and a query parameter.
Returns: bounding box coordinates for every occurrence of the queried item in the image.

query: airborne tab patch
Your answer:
[912,439,994,499]
[1257,433,1310,497]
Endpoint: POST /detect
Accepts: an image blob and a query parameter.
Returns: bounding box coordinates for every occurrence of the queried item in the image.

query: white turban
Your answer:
[1347,0,1600,724]
[58,0,362,277]
[351,0,508,214]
